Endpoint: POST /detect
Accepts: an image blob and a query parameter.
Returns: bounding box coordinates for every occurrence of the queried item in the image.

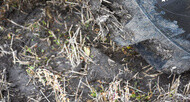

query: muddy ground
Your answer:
[0,0,190,102]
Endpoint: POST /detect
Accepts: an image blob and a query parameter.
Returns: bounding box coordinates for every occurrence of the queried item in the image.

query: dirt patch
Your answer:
[0,0,189,101]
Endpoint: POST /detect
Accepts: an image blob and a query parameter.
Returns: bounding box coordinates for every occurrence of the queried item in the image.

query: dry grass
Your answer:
[0,69,11,102]
[61,25,93,68]
[101,80,131,102]
[35,68,68,102]
[156,75,190,101]
[0,0,190,102]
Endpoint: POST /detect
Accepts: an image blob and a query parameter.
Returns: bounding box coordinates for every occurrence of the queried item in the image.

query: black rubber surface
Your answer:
[135,0,190,74]
[114,0,190,74]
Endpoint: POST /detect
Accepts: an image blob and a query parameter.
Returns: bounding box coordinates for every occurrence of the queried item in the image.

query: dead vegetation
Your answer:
[0,0,190,101]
